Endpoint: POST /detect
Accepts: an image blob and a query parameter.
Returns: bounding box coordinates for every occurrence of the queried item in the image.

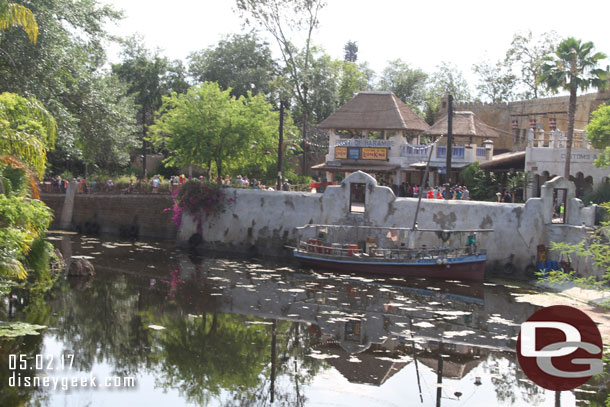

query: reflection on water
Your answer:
[0,233,608,406]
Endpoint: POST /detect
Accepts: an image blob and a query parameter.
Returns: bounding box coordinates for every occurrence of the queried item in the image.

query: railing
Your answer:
[298,241,486,260]
[527,129,592,149]
[400,144,431,157]
[476,148,487,157]
[436,146,465,159]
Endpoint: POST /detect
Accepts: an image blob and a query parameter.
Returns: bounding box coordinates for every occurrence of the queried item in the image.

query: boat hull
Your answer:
[293,250,486,281]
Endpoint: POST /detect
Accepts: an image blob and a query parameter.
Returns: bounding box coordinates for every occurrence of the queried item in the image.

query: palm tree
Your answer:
[539,38,608,179]
[0,0,38,44]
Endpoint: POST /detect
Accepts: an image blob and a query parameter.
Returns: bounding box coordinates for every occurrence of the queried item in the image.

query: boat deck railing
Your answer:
[298,241,485,260]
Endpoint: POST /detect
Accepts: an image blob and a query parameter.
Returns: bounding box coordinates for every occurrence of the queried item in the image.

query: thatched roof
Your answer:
[424,111,500,138]
[317,91,429,133]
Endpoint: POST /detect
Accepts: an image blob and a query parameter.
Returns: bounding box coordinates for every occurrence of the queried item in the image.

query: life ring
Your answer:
[503,262,516,275]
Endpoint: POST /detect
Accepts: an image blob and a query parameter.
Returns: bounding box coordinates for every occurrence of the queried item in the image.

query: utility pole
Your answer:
[277,101,285,191]
[445,94,453,185]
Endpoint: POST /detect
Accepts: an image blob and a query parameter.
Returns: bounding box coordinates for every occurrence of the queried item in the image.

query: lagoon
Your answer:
[0,233,607,406]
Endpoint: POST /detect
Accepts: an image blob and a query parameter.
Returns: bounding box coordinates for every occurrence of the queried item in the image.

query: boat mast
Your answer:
[411,135,442,231]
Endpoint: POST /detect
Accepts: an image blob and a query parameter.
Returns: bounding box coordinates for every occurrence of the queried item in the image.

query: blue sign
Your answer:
[347,147,360,159]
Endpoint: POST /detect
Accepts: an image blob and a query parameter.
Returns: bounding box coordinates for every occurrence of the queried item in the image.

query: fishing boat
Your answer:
[292,224,492,281]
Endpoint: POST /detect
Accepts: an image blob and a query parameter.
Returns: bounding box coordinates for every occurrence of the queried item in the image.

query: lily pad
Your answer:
[0,322,47,338]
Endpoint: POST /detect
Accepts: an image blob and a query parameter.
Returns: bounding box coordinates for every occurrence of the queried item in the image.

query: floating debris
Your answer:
[148,325,166,331]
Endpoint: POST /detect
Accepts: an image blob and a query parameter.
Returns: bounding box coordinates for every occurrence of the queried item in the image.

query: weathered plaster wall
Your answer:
[178,172,598,277]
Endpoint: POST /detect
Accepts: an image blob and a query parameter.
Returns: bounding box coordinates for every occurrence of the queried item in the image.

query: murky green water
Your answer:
[0,233,607,406]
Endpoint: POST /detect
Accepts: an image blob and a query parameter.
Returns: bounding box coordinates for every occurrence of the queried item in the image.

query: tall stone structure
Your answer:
[438,90,610,153]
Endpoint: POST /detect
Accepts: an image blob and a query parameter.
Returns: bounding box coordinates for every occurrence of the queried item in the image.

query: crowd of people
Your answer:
[41,174,522,202]
[394,182,471,200]
[41,173,292,194]
[223,174,291,191]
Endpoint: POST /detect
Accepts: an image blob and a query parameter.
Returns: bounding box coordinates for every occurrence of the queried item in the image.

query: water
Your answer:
[0,233,607,407]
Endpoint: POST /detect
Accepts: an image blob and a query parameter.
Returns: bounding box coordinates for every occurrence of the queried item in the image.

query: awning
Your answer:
[311,163,400,173]
[478,151,525,172]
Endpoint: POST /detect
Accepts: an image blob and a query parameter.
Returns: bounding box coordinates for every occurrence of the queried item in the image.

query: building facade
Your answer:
[314,92,494,188]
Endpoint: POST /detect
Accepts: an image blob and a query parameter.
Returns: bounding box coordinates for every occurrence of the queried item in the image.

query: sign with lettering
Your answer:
[336,139,393,148]
[361,147,388,160]
[335,146,348,159]
[560,153,598,161]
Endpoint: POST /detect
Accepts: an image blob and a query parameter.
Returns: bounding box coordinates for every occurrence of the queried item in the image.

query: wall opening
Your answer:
[552,188,567,224]
[349,183,366,213]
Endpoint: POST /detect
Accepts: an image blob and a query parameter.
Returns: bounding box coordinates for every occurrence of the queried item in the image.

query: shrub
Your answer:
[169,180,232,230]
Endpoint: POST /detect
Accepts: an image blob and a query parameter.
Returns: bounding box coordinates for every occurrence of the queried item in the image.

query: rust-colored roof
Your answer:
[424,111,500,138]
[317,91,429,133]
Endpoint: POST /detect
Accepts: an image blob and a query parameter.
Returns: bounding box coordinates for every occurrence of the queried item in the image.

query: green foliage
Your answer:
[0,0,135,173]
[540,38,608,95]
[151,82,286,180]
[0,195,53,279]
[584,182,610,206]
[459,162,497,201]
[0,93,56,178]
[0,160,53,280]
[505,30,558,99]
[0,0,38,44]
[337,61,371,105]
[236,0,326,175]
[546,203,610,287]
[344,40,358,62]
[586,103,610,168]
[540,37,608,178]
[423,61,472,124]
[378,59,428,112]
[472,59,517,103]
[188,33,277,98]
[506,171,530,202]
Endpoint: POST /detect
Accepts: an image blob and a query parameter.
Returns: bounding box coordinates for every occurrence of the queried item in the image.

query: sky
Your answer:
[102,0,610,92]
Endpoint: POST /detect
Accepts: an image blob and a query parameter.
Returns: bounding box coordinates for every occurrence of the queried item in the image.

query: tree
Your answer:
[505,30,558,99]
[187,33,277,98]
[0,92,56,178]
[423,62,472,124]
[586,103,610,168]
[337,61,370,105]
[113,36,189,178]
[539,37,608,178]
[344,40,358,62]
[472,59,517,103]
[0,0,136,174]
[0,0,37,44]
[150,82,280,180]
[235,0,326,175]
[73,75,138,173]
[378,59,428,111]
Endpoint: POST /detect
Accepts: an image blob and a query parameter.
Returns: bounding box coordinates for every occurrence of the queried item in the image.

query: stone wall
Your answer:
[178,172,599,278]
[439,90,610,152]
[41,172,600,278]
[41,193,176,240]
